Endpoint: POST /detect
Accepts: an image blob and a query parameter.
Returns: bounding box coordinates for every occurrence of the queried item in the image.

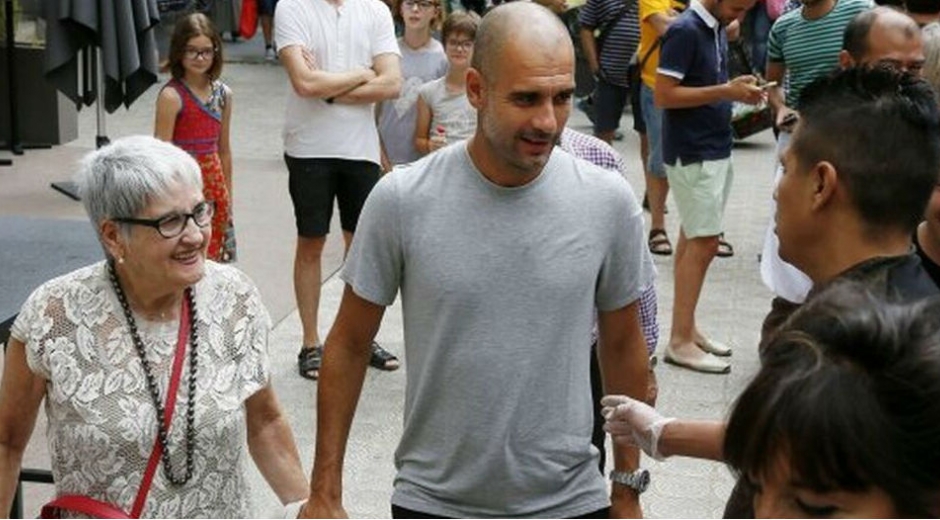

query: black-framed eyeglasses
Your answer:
[403,0,436,9]
[184,47,217,60]
[113,201,215,239]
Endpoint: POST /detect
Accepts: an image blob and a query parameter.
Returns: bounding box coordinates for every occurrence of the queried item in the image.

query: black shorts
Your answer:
[258,0,278,15]
[285,155,381,237]
[593,76,629,133]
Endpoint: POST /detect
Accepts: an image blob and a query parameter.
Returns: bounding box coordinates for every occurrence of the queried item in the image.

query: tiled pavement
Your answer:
[1,28,779,518]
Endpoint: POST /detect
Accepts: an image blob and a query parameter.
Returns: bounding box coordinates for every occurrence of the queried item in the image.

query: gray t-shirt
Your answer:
[343,144,655,517]
[417,77,477,145]
[378,38,448,165]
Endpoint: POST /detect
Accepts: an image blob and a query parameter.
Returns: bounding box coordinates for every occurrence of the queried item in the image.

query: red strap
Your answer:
[40,495,131,519]
[129,294,192,518]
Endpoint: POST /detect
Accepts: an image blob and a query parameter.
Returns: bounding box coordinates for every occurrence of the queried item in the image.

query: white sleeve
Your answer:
[275,0,307,50]
[371,0,402,58]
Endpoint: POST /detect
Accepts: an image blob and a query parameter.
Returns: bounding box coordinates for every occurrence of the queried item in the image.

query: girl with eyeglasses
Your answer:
[155,13,237,263]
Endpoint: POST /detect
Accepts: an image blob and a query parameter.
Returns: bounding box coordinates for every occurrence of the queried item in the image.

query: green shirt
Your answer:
[768,0,872,108]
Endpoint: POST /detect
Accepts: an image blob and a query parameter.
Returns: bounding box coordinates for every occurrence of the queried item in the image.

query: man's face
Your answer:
[712,0,755,26]
[774,126,818,269]
[468,40,575,183]
[861,22,925,74]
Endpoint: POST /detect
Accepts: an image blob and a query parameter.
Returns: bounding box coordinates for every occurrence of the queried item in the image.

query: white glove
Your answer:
[601,394,675,461]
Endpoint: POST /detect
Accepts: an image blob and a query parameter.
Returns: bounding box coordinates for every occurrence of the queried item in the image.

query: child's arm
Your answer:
[219,85,234,199]
[414,95,434,156]
[154,86,182,142]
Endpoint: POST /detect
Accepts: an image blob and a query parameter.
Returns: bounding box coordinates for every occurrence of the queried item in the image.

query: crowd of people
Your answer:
[1,0,940,517]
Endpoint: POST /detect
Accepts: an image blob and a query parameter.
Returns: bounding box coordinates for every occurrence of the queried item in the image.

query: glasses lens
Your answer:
[194,201,214,226]
[157,214,186,238]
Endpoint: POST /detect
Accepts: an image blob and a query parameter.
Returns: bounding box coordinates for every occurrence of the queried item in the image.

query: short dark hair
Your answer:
[843,9,880,60]
[725,283,940,517]
[442,10,481,44]
[167,13,224,81]
[791,66,940,237]
[906,0,940,15]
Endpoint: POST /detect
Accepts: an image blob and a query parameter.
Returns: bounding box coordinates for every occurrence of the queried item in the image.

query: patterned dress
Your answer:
[164,78,236,262]
[10,262,270,517]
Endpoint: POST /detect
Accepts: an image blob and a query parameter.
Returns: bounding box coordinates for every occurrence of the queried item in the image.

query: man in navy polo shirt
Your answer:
[655,0,762,373]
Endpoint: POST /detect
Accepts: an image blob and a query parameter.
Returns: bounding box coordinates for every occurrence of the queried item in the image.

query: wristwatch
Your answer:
[609,469,651,494]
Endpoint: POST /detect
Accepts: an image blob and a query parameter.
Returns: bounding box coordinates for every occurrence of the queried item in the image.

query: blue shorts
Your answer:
[640,83,666,178]
[258,0,278,15]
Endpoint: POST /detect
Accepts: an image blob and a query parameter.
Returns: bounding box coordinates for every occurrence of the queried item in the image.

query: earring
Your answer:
[118,256,125,265]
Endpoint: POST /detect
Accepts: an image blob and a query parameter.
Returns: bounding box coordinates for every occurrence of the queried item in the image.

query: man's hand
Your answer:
[602,395,675,461]
[775,106,799,131]
[298,496,347,519]
[610,487,643,518]
[725,75,763,105]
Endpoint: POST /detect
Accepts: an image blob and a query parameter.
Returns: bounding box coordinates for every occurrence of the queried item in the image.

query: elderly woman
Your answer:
[0,136,308,517]
[602,283,940,517]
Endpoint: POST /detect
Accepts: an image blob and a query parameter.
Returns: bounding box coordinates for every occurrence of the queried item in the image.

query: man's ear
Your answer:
[811,161,839,211]
[466,67,485,109]
[837,49,855,69]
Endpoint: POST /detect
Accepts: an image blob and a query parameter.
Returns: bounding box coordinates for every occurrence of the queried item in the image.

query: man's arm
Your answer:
[301,285,387,518]
[279,44,376,99]
[580,26,601,76]
[658,420,725,461]
[645,11,675,36]
[654,73,762,109]
[333,53,403,105]
[597,302,650,518]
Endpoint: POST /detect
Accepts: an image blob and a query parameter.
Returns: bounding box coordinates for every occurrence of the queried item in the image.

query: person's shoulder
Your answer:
[839,0,873,13]
[201,262,263,299]
[774,6,802,25]
[22,262,105,307]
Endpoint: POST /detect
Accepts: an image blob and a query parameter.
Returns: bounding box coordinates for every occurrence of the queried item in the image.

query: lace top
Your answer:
[11,261,270,518]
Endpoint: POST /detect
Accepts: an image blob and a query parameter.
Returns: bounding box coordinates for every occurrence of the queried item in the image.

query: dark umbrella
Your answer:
[42,0,161,198]
[43,0,161,136]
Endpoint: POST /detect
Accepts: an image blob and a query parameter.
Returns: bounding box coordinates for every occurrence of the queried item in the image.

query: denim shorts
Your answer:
[640,83,666,178]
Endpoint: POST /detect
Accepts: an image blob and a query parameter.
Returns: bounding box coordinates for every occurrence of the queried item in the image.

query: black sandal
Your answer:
[648,228,673,256]
[369,342,400,371]
[298,345,322,380]
[717,233,734,258]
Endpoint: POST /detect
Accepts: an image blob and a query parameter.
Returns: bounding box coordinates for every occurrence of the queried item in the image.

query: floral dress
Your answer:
[164,78,236,262]
[10,262,270,517]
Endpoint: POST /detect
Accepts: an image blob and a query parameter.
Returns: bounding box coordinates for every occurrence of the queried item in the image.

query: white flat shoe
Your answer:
[663,346,731,374]
[696,337,732,357]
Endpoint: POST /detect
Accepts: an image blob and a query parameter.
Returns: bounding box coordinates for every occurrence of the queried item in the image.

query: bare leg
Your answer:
[669,230,719,360]
[647,175,669,232]
[260,14,274,48]
[595,129,615,145]
[294,235,327,347]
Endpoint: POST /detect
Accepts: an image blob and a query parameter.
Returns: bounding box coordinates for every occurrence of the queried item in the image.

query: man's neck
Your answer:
[809,234,912,286]
[465,137,541,188]
[802,0,836,20]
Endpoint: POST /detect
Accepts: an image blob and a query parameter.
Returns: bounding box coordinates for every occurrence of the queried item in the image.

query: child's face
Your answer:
[400,0,438,32]
[182,35,216,76]
[445,32,474,67]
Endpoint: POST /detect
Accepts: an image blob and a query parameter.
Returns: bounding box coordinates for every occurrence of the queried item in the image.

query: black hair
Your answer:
[791,66,940,237]
[906,0,940,15]
[725,283,940,517]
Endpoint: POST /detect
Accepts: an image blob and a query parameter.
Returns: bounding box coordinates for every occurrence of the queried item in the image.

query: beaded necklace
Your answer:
[108,261,198,486]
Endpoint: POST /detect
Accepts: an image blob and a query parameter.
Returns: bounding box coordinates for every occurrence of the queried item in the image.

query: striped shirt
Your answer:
[767,0,872,108]
[579,0,642,87]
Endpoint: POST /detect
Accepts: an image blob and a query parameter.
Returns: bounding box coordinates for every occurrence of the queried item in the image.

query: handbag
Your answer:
[728,40,773,139]
[628,37,661,106]
[239,0,259,40]
[39,298,193,519]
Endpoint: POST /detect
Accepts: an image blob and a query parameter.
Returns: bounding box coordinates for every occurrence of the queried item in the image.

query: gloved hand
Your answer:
[601,394,675,461]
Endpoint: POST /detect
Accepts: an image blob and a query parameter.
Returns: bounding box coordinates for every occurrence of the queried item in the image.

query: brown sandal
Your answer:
[648,228,673,256]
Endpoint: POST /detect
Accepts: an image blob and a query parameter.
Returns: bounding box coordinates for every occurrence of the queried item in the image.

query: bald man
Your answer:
[299,3,655,518]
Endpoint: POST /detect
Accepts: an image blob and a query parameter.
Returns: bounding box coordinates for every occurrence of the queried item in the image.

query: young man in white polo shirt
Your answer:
[276,0,402,380]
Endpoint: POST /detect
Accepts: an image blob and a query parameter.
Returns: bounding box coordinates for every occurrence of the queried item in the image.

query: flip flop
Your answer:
[648,228,673,256]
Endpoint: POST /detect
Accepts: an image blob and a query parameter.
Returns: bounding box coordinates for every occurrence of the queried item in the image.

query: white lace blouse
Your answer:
[11,261,270,518]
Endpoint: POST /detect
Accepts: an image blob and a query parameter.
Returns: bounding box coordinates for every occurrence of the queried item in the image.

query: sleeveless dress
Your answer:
[164,78,237,262]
